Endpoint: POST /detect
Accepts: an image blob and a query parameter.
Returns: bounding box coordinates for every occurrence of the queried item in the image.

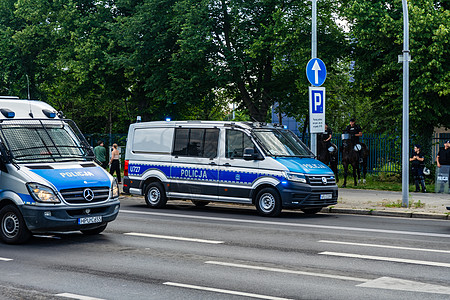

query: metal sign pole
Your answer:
[311,0,317,155]
[401,0,410,207]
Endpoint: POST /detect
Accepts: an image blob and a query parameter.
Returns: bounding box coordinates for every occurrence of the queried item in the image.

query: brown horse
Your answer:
[317,133,339,182]
[341,133,369,187]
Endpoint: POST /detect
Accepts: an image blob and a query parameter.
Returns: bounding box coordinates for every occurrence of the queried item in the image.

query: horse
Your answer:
[317,133,339,182]
[341,133,369,187]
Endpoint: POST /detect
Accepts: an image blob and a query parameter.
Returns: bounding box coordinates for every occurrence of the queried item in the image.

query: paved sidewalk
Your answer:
[327,189,450,219]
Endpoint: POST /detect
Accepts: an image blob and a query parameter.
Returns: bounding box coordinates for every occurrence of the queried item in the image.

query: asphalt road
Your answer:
[1,197,449,300]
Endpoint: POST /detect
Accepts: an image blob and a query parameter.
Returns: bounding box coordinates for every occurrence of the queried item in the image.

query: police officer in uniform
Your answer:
[410,145,426,193]
[323,123,337,160]
[345,118,363,163]
[436,140,450,193]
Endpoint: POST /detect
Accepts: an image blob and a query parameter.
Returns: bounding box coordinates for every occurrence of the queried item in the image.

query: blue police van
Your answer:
[123,121,337,217]
[0,97,120,244]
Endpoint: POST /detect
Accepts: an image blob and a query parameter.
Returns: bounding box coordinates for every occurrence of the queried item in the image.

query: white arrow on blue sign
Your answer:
[306,58,327,86]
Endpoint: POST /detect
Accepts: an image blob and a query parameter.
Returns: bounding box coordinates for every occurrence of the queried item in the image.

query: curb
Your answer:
[323,207,449,220]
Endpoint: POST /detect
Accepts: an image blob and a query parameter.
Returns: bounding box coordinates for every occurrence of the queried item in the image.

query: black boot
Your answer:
[414,180,420,192]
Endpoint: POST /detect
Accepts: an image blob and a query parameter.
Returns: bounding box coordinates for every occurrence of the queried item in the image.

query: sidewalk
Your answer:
[118,185,450,220]
[327,189,450,219]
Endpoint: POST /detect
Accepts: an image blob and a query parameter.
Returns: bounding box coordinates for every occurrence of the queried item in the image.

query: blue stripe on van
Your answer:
[128,163,284,185]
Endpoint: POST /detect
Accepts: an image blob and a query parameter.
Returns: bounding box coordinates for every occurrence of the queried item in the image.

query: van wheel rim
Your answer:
[259,193,275,212]
[2,213,20,238]
[148,187,160,204]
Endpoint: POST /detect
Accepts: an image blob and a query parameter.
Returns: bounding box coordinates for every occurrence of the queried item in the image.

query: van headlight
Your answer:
[26,183,60,203]
[111,180,120,199]
[284,172,307,183]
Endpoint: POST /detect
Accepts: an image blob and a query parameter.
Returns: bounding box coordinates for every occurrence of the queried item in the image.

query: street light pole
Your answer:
[401,0,410,207]
[311,0,317,155]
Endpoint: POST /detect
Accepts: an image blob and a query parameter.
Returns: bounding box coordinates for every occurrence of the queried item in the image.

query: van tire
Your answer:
[255,188,282,217]
[145,182,167,208]
[81,224,107,235]
[0,205,32,244]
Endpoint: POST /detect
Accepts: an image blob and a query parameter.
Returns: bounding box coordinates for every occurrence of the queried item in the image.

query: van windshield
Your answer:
[252,129,314,157]
[0,119,94,163]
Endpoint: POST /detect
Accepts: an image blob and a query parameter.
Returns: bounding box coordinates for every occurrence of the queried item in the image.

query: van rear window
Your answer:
[133,127,174,154]
[173,128,219,158]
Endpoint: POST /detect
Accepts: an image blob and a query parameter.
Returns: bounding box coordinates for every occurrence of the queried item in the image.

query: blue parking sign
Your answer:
[309,87,325,133]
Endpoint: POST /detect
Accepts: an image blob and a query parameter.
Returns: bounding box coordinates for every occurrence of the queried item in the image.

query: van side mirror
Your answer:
[243,148,262,160]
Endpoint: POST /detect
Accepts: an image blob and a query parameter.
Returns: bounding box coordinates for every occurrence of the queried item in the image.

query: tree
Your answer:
[341,0,450,139]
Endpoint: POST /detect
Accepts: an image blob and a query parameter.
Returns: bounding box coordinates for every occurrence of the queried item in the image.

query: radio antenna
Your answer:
[26,74,30,99]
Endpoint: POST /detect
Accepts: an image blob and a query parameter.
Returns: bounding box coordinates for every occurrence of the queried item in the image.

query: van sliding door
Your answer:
[170,128,219,201]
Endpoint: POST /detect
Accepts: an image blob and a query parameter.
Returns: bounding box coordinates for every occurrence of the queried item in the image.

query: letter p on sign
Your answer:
[313,91,323,113]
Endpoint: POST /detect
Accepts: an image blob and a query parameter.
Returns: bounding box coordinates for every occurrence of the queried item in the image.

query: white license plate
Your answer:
[78,216,102,225]
[320,194,333,200]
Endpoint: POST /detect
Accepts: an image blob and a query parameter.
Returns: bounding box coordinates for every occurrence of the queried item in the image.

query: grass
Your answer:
[336,173,436,192]
[382,199,425,209]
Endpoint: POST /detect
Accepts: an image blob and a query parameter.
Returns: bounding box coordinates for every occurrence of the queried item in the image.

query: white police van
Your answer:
[0,96,120,244]
[123,121,337,217]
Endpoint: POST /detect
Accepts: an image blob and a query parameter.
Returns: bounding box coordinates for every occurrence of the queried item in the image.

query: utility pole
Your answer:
[401,0,410,207]
[310,0,317,155]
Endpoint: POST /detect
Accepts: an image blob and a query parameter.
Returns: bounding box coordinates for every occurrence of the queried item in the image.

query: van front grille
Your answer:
[307,175,336,186]
[60,187,110,204]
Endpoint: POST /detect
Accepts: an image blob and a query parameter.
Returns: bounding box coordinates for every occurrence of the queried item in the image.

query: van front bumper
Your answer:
[278,182,338,209]
[19,200,120,232]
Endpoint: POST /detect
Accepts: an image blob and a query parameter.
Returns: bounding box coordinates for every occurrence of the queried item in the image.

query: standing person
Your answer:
[436,140,450,193]
[410,145,426,193]
[345,118,363,163]
[93,141,108,169]
[109,143,121,184]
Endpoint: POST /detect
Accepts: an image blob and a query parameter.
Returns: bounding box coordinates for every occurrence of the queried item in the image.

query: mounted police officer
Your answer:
[345,118,363,163]
[323,123,337,161]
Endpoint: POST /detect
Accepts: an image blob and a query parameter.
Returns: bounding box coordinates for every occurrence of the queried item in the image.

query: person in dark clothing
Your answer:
[345,118,363,163]
[410,145,426,193]
[436,140,450,193]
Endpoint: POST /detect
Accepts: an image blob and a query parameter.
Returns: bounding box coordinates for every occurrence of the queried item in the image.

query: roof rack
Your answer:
[0,96,20,100]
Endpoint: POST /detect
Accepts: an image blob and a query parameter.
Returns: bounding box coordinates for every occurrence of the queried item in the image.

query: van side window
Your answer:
[226,129,254,158]
[173,128,219,158]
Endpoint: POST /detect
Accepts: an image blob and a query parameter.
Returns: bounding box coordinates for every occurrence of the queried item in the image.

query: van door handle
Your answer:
[209,162,217,166]
[223,163,231,167]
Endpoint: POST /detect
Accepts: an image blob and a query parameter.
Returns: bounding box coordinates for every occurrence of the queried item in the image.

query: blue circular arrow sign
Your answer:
[306,58,327,86]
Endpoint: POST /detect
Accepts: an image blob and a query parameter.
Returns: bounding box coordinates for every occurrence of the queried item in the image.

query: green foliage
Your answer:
[0,0,447,138]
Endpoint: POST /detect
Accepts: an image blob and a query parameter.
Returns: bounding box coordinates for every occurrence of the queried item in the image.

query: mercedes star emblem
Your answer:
[321,177,327,185]
[83,188,95,201]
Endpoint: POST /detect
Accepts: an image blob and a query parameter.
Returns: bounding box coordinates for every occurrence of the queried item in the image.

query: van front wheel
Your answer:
[145,182,167,208]
[0,205,32,244]
[255,188,282,217]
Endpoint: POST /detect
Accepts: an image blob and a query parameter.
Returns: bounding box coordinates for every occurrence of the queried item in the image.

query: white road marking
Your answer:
[124,232,224,244]
[318,240,450,254]
[0,257,13,261]
[163,282,293,300]
[357,277,450,295]
[120,209,450,238]
[319,252,450,268]
[55,293,105,300]
[205,261,369,282]
[206,261,450,295]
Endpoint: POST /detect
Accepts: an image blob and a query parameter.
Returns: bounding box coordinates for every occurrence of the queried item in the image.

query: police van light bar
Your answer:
[165,117,171,122]
[0,108,15,118]
[42,109,56,118]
